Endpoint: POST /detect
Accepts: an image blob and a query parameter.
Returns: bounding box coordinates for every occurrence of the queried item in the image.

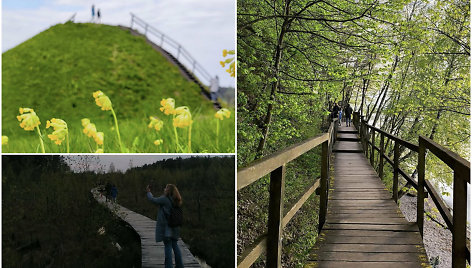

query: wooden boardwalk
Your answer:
[305,125,431,268]
[91,188,201,268]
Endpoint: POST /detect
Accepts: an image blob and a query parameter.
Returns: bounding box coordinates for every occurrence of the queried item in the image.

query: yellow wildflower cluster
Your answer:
[46,118,68,145]
[93,91,113,111]
[2,136,8,145]
[160,98,175,115]
[154,139,163,146]
[81,118,104,145]
[173,106,193,128]
[17,108,41,131]
[215,108,231,120]
[148,116,164,131]
[220,49,235,77]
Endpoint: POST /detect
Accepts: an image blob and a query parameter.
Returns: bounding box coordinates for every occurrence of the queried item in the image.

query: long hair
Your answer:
[166,184,182,206]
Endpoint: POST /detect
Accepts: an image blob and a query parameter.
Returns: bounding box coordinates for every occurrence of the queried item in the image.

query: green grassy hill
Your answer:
[2,22,234,153]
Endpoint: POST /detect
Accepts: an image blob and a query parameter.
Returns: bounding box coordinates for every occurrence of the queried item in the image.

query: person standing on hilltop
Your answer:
[146,184,184,268]
[97,9,101,23]
[91,5,95,22]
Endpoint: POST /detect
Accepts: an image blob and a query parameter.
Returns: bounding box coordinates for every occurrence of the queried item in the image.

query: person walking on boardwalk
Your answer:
[332,103,340,121]
[338,106,343,126]
[111,184,118,203]
[146,184,184,268]
[345,103,353,127]
[91,5,95,22]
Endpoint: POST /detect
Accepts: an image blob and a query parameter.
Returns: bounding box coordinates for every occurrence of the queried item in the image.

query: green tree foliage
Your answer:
[237,0,469,266]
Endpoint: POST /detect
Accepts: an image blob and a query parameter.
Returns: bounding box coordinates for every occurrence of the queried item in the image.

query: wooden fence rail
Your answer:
[237,119,338,268]
[353,112,470,268]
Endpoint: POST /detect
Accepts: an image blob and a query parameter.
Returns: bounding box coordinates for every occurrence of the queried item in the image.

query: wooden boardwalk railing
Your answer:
[91,188,200,268]
[353,112,470,268]
[237,120,338,267]
[238,112,469,267]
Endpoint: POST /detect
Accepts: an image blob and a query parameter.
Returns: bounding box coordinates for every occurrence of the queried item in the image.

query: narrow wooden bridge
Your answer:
[91,188,201,268]
[237,112,470,268]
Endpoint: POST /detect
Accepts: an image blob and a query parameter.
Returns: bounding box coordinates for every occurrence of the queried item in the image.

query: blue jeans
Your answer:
[164,238,184,268]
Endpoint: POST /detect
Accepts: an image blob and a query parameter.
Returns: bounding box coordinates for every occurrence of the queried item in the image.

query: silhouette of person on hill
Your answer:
[146,184,184,268]
[105,182,111,202]
[210,75,219,102]
[97,9,101,23]
[91,5,95,22]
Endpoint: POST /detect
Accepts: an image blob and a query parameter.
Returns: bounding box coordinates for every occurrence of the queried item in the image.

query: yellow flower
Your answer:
[93,90,113,111]
[83,121,97,137]
[95,148,104,153]
[2,136,8,145]
[17,108,41,131]
[215,108,231,120]
[81,118,91,127]
[221,49,235,77]
[154,139,163,146]
[173,106,193,128]
[160,98,175,115]
[46,118,68,145]
[94,132,104,145]
[148,116,164,131]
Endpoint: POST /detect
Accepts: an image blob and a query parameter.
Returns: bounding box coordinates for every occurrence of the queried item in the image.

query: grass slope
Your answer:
[2,22,234,153]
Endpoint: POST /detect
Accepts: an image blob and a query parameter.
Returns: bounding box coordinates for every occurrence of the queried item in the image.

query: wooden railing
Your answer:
[353,112,470,268]
[237,119,338,268]
[130,13,213,86]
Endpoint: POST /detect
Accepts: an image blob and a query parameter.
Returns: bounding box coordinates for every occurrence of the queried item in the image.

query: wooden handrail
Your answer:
[130,13,213,85]
[353,111,470,267]
[418,136,470,267]
[237,120,337,268]
[237,133,328,190]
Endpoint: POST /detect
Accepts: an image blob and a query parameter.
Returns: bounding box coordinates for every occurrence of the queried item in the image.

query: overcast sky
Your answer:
[64,155,196,172]
[2,0,235,87]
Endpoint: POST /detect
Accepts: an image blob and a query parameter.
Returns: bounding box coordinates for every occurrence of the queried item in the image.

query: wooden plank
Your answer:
[324,223,420,232]
[237,133,328,190]
[312,243,424,253]
[319,229,422,238]
[326,217,409,225]
[309,252,428,262]
[304,261,426,268]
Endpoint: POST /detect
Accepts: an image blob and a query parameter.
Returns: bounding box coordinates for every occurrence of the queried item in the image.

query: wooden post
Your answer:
[364,126,369,157]
[160,35,165,46]
[451,169,467,268]
[318,141,329,233]
[370,129,375,166]
[379,133,385,180]
[130,14,134,28]
[144,24,148,36]
[417,138,425,237]
[393,141,399,203]
[192,60,196,73]
[267,165,286,268]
